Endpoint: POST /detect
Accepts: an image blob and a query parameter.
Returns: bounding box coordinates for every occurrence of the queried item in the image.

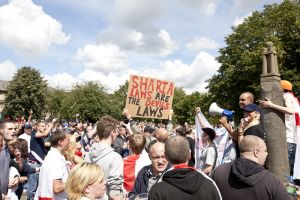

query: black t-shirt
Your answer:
[186,137,195,167]
[244,124,265,140]
[29,130,46,160]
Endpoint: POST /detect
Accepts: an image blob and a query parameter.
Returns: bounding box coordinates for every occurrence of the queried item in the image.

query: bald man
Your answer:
[128,142,170,198]
[239,92,254,109]
[212,135,289,200]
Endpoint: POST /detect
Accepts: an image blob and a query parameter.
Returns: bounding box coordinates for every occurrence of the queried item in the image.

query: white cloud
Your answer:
[44,73,78,91]
[112,0,164,29]
[0,0,70,58]
[44,51,220,94]
[98,26,177,57]
[233,12,252,26]
[78,69,136,92]
[178,0,217,16]
[75,43,128,73]
[0,60,17,81]
[186,37,219,51]
[134,51,220,93]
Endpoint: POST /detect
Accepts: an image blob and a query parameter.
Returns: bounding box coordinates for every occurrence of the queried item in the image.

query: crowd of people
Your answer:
[0,80,299,200]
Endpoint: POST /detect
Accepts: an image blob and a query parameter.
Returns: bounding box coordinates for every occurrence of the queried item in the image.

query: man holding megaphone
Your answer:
[217,92,255,142]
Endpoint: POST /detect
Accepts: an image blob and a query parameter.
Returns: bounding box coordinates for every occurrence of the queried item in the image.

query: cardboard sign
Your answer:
[125,75,175,119]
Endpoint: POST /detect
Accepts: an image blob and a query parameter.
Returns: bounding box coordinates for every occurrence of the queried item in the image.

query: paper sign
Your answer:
[125,75,175,119]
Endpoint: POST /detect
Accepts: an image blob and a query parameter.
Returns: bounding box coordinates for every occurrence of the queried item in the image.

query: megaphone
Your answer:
[209,102,234,119]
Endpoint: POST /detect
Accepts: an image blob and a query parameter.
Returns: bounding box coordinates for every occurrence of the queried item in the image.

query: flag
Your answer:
[195,111,212,170]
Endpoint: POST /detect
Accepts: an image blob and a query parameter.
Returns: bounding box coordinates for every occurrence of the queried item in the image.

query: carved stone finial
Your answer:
[262,41,279,76]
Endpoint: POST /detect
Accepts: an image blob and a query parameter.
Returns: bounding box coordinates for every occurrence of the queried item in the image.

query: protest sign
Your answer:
[125,75,175,119]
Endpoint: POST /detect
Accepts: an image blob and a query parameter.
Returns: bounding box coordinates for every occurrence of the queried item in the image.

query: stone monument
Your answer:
[260,41,289,183]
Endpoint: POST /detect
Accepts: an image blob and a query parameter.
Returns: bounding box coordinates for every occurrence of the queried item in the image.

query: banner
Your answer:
[125,75,175,119]
[195,111,213,169]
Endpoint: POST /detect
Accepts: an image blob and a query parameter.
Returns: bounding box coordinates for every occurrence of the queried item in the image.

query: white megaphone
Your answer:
[209,102,234,119]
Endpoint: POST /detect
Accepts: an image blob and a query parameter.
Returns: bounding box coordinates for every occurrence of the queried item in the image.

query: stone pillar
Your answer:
[260,41,289,183]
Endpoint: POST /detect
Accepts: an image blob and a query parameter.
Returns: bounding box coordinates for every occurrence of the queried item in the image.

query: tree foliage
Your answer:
[2,67,47,119]
[59,82,109,123]
[45,89,66,118]
[207,0,300,119]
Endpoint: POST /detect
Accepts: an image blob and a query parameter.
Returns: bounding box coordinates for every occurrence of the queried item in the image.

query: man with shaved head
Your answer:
[239,92,254,109]
[212,135,289,200]
[149,136,221,200]
[128,141,169,198]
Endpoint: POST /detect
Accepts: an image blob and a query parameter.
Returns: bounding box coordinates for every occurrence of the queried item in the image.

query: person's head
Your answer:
[128,133,146,155]
[76,123,84,132]
[0,120,17,142]
[95,116,119,142]
[175,126,192,137]
[239,92,254,109]
[24,124,33,135]
[243,103,260,121]
[50,130,69,150]
[155,128,169,143]
[13,138,28,159]
[143,126,155,137]
[149,142,168,175]
[201,128,216,144]
[36,121,46,132]
[118,125,127,137]
[63,135,82,162]
[240,135,268,165]
[67,162,106,200]
[280,80,292,92]
[165,136,190,165]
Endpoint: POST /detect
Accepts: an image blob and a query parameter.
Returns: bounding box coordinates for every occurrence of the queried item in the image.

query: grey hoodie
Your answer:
[85,143,124,200]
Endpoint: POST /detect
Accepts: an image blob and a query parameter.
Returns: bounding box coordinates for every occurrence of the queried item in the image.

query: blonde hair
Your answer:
[66,163,105,200]
[63,135,83,165]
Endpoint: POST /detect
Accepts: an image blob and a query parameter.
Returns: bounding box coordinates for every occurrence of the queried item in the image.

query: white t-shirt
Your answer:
[18,133,31,153]
[284,92,300,144]
[38,147,69,200]
[199,144,217,171]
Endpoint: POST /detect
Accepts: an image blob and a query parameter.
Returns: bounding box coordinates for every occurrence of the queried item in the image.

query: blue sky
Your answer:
[0,0,282,93]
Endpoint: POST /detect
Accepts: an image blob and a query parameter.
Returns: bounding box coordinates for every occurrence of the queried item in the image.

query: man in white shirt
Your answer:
[37,130,69,200]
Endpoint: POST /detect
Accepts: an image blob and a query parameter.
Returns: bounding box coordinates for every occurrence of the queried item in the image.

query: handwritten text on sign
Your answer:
[125,75,175,119]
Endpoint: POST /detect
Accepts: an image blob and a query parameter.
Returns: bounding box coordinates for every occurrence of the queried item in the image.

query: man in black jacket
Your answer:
[212,135,290,200]
[129,141,169,198]
[149,136,222,200]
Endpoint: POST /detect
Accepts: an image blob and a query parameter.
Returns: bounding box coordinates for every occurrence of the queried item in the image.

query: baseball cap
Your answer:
[202,127,216,140]
[280,80,292,91]
[243,103,260,112]
[24,124,32,129]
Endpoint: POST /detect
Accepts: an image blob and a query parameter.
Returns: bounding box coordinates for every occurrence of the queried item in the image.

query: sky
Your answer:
[0,0,283,94]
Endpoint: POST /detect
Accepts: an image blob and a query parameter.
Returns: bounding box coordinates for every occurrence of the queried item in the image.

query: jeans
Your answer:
[287,142,297,176]
[27,163,41,200]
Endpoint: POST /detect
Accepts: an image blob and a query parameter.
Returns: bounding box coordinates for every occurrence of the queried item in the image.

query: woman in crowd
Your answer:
[63,134,84,169]
[237,103,265,145]
[66,163,106,200]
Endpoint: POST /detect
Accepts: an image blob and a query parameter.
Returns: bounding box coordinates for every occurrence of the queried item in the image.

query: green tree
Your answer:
[109,81,129,120]
[60,81,109,123]
[173,90,215,125]
[45,89,66,118]
[207,0,300,120]
[2,67,47,119]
